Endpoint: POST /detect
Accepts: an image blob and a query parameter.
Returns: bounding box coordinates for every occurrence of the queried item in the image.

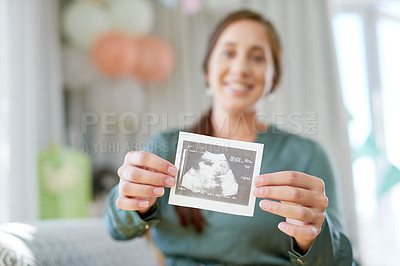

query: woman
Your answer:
[106,10,354,265]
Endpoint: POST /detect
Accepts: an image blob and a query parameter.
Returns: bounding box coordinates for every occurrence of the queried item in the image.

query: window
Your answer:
[332,2,400,265]
[377,17,400,170]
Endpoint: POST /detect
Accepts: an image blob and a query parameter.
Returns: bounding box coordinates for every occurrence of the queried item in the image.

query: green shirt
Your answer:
[105,127,354,265]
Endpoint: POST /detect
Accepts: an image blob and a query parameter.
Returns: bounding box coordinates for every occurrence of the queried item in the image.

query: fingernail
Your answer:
[168,166,177,176]
[260,200,270,210]
[165,177,175,186]
[153,187,164,196]
[139,201,149,208]
[254,176,262,186]
[278,223,287,232]
[253,187,262,196]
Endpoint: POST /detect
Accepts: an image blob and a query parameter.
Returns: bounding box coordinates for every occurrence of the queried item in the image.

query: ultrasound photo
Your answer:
[169,132,264,216]
[181,151,239,198]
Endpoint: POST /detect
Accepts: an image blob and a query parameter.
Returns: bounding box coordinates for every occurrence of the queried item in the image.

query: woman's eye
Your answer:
[222,50,234,58]
[251,55,265,62]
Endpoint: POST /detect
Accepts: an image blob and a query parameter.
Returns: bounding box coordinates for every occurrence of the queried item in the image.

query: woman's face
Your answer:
[207,19,275,114]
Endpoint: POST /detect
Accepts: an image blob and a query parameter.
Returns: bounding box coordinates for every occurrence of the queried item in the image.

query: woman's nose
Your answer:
[230,55,250,76]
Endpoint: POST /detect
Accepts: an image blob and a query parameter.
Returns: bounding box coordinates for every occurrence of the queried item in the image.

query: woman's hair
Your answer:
[173,109,212,233]
[202,9,282,92]
[174,10,282,233]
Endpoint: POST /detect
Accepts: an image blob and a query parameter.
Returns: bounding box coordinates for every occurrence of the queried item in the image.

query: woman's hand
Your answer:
[116,151,177,214]
[253,171,328,254]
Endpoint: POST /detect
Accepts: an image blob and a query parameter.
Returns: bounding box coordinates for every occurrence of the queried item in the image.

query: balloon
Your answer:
[132,35,175,84]
[181,0,202,16]
[91,32,140,78]
[109,0,154,36]
[62,1,111,49]
[62,46,99,91]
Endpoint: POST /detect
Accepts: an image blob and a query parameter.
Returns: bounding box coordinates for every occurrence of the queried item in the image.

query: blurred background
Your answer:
[0,0,399,265]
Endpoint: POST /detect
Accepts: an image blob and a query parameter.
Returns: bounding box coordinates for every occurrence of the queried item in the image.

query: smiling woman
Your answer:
[204,15,281,124]
[207,19,275,116]
[105,9,355,265]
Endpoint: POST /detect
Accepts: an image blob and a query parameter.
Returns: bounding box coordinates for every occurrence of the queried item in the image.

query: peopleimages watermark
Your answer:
[81,111,317,135]
[80,112,317,153]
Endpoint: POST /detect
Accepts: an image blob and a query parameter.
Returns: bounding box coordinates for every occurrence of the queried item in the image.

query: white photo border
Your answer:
[168,131,264,217]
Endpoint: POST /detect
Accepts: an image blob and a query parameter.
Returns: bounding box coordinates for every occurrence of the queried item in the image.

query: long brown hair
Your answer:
[174,110,213,233]
[174,10,282,233]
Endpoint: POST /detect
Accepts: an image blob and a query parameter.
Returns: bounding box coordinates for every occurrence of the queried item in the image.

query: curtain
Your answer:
[0,0,63,222]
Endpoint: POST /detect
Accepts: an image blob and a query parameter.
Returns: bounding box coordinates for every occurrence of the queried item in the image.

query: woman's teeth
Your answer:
[229,83,249,91]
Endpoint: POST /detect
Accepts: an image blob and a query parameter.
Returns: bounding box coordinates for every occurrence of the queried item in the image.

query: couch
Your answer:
[0,218,159,266]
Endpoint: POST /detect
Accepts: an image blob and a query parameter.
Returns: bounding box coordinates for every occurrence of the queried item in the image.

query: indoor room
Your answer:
[1,0,399,265]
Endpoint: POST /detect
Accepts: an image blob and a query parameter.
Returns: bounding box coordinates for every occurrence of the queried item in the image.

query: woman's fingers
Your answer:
[117,151,175,212]
[253,186,328,209]
[124,151,177,176]
[116,195,152,211]
[254,171,325,192]
[253,171,328,209]
[254,171,328,252]
[118,151,177,190]
[119,179,165,198]
[259,200,326,224]
[118,165,176,187]
[277,221,319,241]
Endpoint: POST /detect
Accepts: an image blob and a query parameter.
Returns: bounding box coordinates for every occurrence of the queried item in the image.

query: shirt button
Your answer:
[296,258,304,265]
[145,224,149,230]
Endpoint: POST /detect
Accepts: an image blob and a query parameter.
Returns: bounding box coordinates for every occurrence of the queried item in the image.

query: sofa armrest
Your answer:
[0,218,158,266]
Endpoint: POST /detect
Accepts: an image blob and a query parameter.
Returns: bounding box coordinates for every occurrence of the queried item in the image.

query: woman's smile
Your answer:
[224,81,253,95]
